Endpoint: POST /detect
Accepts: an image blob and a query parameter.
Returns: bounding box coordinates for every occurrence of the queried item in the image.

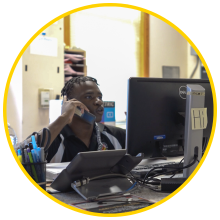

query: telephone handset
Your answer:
[74,107,96,125]
[65,97,96,125]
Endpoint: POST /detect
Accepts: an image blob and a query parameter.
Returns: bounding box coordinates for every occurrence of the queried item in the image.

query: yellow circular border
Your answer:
[3,3,217,217]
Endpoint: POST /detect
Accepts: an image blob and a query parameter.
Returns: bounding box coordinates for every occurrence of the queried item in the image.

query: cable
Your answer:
[137,181,161,192]
[126,182,137,191]
[108,149,198,193]
[147,159,195,182]
[25,131,38,140]
[143,179,160,185]
[170,158,184,178]
[190,55,200,79]
[112,164,139,184]
[126,171,161,191]
[144,157,198,185]
[24,128,51,153]
[90,174,129,181]
[103,154,196,194]
[117,164,161,191]
[109,164,151,194]
[41,128,51,150]
[202,137,208,155]
[143,146,199,185]
[110,166,161,193]
[37,133,41,147]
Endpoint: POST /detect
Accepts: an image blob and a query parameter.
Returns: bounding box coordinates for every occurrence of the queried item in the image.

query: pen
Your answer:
[24,149,34,178]
[31,136,41,162]
[21,147,26,163]
[31,149,37,163]
[37,134,41,147]
[31,135,38,150]
[37,147,46,186]
[29,143,33,150]
[36,148,42,163]
[17,149,22,163]
[37,148,42,162]
[31,149,42,182]
[15,143,20,156]
[27,148,38,183]
[24,144,29,149]
[24,149,30,163]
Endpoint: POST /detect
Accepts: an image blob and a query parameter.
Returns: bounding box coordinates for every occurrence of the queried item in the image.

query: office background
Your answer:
[7,7,202,143]
[2,1,219,219]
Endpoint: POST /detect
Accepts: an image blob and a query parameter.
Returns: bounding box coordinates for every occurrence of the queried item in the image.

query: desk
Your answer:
[50,185,170,205]
[50,185,171,213]
[138,156,183,166]
[48,156,184,211]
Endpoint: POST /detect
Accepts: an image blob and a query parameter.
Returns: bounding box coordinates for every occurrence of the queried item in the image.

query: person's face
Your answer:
[68,81,104,122]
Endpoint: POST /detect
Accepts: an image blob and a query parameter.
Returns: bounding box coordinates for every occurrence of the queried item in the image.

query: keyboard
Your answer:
[131,162,184,178]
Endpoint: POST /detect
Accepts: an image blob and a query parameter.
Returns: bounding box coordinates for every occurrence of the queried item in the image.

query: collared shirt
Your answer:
[46,123,126,163]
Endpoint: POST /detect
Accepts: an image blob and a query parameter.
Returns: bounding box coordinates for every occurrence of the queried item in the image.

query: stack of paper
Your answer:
[46,162,70,180]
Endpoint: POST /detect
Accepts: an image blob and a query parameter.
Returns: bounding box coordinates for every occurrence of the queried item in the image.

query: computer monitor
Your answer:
[126,78,213,159]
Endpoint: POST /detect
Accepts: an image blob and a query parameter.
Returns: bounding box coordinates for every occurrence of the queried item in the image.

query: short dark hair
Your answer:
[61,76,99,98]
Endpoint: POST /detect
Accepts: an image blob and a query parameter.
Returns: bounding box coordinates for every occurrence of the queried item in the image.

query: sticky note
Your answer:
[191,108,207,130]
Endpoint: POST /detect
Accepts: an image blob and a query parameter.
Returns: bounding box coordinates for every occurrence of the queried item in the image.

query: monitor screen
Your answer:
[126,78,213,159]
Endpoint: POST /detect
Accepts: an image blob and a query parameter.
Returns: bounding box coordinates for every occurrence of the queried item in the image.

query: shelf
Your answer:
[64,49,87,84]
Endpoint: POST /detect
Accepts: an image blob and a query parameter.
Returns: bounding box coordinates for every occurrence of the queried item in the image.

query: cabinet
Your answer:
[64,48,87,83]
[21,20,64,140]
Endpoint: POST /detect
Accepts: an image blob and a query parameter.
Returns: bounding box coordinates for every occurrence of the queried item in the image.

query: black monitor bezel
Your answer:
[125,77,213,159]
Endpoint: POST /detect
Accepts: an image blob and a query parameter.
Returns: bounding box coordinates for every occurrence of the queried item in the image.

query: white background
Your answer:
[1,0,219,219]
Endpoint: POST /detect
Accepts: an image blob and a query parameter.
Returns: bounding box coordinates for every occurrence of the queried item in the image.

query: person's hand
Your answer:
[64,54,85,63]
[61,95,90,124]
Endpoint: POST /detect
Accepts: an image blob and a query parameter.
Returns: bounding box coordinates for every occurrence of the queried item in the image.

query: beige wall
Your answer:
[7,19,64,142]
[187,43,201,79]
[70,8,141,122]
[7,60,22,142]
[22,19,64,140]
[149,15,188,78]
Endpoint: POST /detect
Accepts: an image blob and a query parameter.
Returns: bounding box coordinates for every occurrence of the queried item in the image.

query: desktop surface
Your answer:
[47,155,185,213]
[131,156,184,178]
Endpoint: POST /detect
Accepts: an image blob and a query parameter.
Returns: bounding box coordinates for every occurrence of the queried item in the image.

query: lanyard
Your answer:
[95,123,108,151]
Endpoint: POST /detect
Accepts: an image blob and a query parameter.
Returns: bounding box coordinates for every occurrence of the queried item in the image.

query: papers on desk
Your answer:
[46,162,70,180]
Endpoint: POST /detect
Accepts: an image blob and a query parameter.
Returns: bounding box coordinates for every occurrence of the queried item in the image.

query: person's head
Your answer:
[61,76,104,122]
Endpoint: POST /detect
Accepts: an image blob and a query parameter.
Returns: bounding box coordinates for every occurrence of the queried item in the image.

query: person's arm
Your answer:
[20,96,89,149]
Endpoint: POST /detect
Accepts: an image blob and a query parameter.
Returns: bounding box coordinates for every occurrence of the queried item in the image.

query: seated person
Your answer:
[28,76,126,163]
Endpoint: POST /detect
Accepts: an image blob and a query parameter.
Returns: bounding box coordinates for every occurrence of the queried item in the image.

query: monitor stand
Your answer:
[149,141,167,160]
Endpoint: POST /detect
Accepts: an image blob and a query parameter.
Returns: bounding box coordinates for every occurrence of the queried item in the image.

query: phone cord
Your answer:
[95,123,108,151]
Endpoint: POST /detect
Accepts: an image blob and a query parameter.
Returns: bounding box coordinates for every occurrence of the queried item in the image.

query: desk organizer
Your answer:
[22,161,47,190]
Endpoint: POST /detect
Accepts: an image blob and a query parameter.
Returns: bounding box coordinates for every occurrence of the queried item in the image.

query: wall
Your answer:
[7,59,22,142]
[7,13,200,139]
[22,19,64,140]
[187,43,201,79]
[70,10,194,121]
[7,19,64,142]
[70,7,141,122]
[149,15,188,78]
